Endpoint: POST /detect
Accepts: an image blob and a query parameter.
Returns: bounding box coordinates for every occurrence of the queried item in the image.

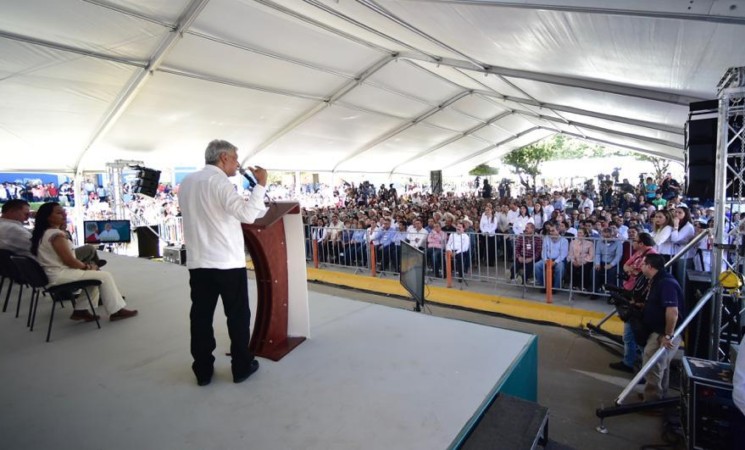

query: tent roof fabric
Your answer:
[2,0,743,175]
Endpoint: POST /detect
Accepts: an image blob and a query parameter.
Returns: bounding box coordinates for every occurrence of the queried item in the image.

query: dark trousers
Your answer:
[479,235,497,266]
[453,250,471,278]
[189,268,254,379]
[570,262,593,290]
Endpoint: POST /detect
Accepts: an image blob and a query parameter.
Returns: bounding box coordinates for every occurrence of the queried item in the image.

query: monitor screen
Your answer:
[399,241,425,309]
[83,220,132,244]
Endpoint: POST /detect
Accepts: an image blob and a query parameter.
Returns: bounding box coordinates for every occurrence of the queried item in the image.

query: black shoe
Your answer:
[609,361,635,374]
[96,259,107,268]
[194,369,213,387]
[233,359,260,383]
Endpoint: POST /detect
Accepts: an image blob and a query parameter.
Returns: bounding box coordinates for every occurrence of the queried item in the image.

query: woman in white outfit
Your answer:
[30,202,138,322]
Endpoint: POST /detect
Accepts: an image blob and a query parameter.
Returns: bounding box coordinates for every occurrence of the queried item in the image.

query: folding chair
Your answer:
[10,256,102,342]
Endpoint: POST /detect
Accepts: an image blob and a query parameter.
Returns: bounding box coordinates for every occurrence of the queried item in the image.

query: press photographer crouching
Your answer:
[607,232,657,374]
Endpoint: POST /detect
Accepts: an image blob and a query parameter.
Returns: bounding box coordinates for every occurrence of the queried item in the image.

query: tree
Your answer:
[635,154,670,182]
[502,142,556,191]
[469,164,499,176]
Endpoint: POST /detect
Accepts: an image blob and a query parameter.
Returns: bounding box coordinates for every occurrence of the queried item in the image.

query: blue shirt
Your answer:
[594,238,623,266]
[541,236,568,263]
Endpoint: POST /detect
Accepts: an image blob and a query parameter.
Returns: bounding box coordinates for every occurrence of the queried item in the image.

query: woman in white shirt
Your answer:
[479,204,498,266]
[30,203,137,322]
[512,205,535,237]
[651,209,675,262]
[670,206,695,286]
[532,202,547,232]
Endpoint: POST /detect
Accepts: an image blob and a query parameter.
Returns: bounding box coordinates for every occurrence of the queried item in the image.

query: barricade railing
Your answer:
[158,216,184,245]
[306,227,633,303]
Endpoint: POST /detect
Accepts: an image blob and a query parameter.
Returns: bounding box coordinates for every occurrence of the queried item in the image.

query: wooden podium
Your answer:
[242,201,310,361]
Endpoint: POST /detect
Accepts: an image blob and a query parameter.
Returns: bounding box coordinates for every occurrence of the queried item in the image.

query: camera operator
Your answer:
[609,232,657,374]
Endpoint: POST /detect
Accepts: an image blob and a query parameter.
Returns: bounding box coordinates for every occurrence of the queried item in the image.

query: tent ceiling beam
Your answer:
[357,0,481,67]
[400,54,704,105]
[391,110,514,173]
[82,0,174,28]
[445,126,543,168]
[516,111,684,149]
[0,30,146,68]
[157,67,326,101]
[493,95,684,135]
[242,54,396,161]
[186,30,357,80]
[557,130,684,162]
[419,1,745,26]
[332,90,473,171]
[353,1,703,105]
[72,0,212,173]
[256,0,394,55]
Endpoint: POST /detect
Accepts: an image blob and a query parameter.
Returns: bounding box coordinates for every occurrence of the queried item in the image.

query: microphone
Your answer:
[238,166,257,189]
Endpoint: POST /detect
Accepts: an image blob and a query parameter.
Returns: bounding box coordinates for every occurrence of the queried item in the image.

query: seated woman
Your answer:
[31,203,138,322]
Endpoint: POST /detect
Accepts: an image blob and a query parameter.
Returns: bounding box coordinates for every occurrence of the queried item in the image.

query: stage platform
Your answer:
[0,253,537,450]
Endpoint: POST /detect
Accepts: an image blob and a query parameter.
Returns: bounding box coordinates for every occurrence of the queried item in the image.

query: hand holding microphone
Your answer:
[238,165,267,187]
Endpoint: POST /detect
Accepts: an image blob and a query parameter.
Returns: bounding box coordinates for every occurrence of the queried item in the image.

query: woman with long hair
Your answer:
[532,202,546,232]
[670,205,695,286]
[512,204,534,236]
[651,209,675,262]
[31,203,137,322]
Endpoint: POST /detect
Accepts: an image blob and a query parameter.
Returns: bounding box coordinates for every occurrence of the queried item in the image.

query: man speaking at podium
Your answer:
[179,139,268,387]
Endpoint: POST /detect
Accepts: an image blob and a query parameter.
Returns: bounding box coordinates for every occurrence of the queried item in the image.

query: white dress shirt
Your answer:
[179,165,267,269]
[0,218,33,257]
[446,232,470,254]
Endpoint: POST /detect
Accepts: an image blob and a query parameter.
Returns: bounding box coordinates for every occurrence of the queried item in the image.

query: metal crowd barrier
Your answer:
[306,227,632,302]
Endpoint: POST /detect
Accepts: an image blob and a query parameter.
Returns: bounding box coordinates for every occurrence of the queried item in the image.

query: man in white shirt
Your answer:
[97,223,121,242]
[579,192,594,214]
[179,139,268,387]
[406,218,428,250]
[0,199,33,257]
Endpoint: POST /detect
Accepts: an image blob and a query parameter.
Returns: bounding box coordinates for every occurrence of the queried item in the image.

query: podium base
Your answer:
[254,336,306,362]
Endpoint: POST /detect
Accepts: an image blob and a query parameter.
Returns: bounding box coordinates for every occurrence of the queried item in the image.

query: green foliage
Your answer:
[502,141,556,191]
[469,164,499,176]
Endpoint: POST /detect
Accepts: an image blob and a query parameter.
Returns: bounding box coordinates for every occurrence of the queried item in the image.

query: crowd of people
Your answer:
[299,171,727,404]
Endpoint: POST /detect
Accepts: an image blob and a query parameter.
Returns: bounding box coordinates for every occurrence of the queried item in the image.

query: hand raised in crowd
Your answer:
[247,166,268,186]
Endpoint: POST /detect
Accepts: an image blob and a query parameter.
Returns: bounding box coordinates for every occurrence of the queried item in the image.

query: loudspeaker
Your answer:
[132,166,161,197]
[686,102,745,200]
[430,170,442,195]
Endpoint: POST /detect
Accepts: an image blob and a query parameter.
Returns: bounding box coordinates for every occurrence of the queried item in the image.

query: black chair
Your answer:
[0,249,26,319]
[10,256,102,342]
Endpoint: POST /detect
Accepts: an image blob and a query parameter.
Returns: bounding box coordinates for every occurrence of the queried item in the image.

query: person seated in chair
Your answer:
[0,199,33,257]
[30,203,138,322]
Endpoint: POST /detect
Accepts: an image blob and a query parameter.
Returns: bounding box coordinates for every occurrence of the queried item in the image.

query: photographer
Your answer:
[608,233,656,374]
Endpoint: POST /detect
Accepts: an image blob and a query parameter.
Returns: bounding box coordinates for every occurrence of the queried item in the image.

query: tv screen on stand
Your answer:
[399,241,425,311]
[83,220,132,244]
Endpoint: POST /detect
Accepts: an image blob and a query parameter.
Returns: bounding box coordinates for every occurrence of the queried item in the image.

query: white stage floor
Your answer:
[0,254,536,450]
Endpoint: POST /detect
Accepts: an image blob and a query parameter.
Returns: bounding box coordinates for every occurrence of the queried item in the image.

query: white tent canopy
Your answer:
[2,0,744,176]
